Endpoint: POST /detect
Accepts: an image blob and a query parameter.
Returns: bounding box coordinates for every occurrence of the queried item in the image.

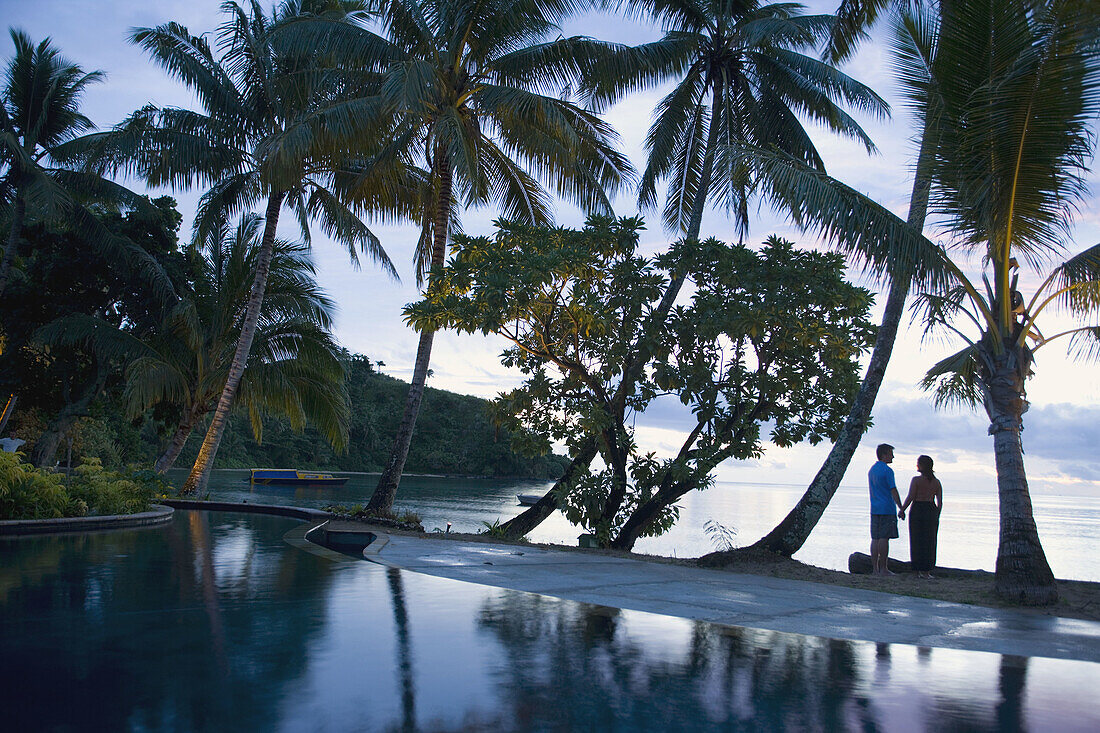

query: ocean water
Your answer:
[178,470,1098,583]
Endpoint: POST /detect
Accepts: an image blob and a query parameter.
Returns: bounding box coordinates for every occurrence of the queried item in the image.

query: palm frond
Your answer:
[742,145,950,289]
[919,344,984,409]
[303,184,397,277]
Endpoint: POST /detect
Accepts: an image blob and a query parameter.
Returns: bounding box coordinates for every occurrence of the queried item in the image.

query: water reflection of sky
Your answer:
[2,511,1097,731]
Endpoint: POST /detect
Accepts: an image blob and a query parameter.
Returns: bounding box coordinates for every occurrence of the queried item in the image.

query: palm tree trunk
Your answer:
[368,327,436,512]
[181,191,285,495]
[595,82,726,533]
[747,133,935,557]
[155,404,206,474]
[749,275,908,554]
[0,394,17,436]
[368,160,453,513]
[986,348,1057,604]
[0,195,26,298]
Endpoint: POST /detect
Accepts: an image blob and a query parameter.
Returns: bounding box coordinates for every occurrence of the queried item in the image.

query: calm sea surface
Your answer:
[174,470,1099,583]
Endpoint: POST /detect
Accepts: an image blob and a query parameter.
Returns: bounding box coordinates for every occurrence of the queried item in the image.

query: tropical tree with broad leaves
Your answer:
[410,217,876,549]
[90,0,405,493]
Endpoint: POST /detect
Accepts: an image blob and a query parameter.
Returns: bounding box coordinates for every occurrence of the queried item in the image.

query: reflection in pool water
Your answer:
[1,511,1096,731]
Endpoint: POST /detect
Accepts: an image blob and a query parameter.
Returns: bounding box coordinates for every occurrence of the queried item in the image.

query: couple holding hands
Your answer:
[868,444,943,578]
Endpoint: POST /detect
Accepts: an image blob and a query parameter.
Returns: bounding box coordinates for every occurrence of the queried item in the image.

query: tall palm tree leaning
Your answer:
[142,215,350,473]
[909,0,1100,604]
[500,0,891,538]
[92,1,400,493]
[282,0,635,513]
[749,0,937,556]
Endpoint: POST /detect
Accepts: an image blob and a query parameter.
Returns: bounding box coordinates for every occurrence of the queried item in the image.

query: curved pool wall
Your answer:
[0,503,174,535]
[2,509,1097,732]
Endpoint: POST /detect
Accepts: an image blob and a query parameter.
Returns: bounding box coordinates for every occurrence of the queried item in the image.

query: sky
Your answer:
[3,0,1099,499]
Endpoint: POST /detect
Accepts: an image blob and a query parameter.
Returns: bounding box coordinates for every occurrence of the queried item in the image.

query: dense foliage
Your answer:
[0,451,160,519]
[174,355,569,478]
[6,353,568,479]
[409,217,876,548]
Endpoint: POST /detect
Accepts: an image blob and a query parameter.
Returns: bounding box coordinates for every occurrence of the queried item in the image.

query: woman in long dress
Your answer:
[899,455,943,578]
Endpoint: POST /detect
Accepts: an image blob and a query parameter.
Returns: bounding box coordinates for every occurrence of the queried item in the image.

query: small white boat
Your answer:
[516,493,544,506]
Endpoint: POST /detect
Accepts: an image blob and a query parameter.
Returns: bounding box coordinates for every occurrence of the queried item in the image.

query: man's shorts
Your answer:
[871,513,898,540]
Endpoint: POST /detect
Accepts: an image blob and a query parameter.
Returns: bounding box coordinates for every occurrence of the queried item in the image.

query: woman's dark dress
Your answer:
[909,501,939,572]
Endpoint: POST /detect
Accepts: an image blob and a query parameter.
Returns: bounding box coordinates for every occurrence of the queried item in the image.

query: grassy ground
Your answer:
[398,527,1100,622]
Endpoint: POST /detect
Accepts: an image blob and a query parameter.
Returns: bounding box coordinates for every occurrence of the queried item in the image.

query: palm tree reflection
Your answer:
[386,567,417,732]
[996,656,1029,733]
[474,592,876,729]
[472,592,1049,731]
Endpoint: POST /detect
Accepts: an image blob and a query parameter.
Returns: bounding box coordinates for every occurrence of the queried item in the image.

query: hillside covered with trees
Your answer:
[6,353,569,479]
[180,354,569,477]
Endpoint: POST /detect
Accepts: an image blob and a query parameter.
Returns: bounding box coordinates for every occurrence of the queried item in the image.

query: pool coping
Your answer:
[0,498,331,536]
[0,503,175,535]
[159,497,331,522]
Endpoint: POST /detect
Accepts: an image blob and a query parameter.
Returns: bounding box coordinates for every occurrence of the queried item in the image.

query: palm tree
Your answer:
[0,30,102,296]
[0,29,171,301]
[283,0,636,512]
[907,0,1100,604]
[498,0,889,537]
[597,0,888,243]
[147,215,348,472]
[94,1,401,493]
[37,214,350,473]
[749,2,941,556]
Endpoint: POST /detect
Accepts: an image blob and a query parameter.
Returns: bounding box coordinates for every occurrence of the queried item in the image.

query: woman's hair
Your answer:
[917,455,935,478]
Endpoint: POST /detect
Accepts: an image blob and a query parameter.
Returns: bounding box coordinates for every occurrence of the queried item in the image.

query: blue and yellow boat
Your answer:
[249,468,349,486]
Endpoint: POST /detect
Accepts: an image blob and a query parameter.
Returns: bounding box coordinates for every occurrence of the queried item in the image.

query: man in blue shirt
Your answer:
[868,443,903,575]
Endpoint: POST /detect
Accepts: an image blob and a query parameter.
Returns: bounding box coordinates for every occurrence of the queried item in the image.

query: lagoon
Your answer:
[183,470,1099,583]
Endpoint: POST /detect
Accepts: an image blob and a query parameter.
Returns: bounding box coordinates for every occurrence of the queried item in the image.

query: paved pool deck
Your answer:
[365,533,1100,664]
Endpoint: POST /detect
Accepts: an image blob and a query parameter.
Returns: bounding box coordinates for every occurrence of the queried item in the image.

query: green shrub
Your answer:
[0,451,74,519]
[67,458,156,516]
[0,453,159,520]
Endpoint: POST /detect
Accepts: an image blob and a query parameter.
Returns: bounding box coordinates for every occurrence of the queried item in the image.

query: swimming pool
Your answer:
[2,510,1097,731]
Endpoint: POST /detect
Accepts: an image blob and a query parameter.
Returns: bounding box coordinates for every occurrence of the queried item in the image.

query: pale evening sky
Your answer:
[3,0,1098,499]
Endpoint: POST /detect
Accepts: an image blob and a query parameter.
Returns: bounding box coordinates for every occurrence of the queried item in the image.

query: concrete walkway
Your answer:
[365,533,1100,664]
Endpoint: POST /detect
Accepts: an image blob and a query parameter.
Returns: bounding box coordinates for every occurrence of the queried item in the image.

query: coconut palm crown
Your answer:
[906,0,1100,604]
[0,29,168,300]
[90,0,406,493]
[583,0,889,241]
[279,0,637,510]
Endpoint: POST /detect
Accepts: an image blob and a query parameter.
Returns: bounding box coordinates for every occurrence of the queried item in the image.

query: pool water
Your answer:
[2,511,1097,731]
